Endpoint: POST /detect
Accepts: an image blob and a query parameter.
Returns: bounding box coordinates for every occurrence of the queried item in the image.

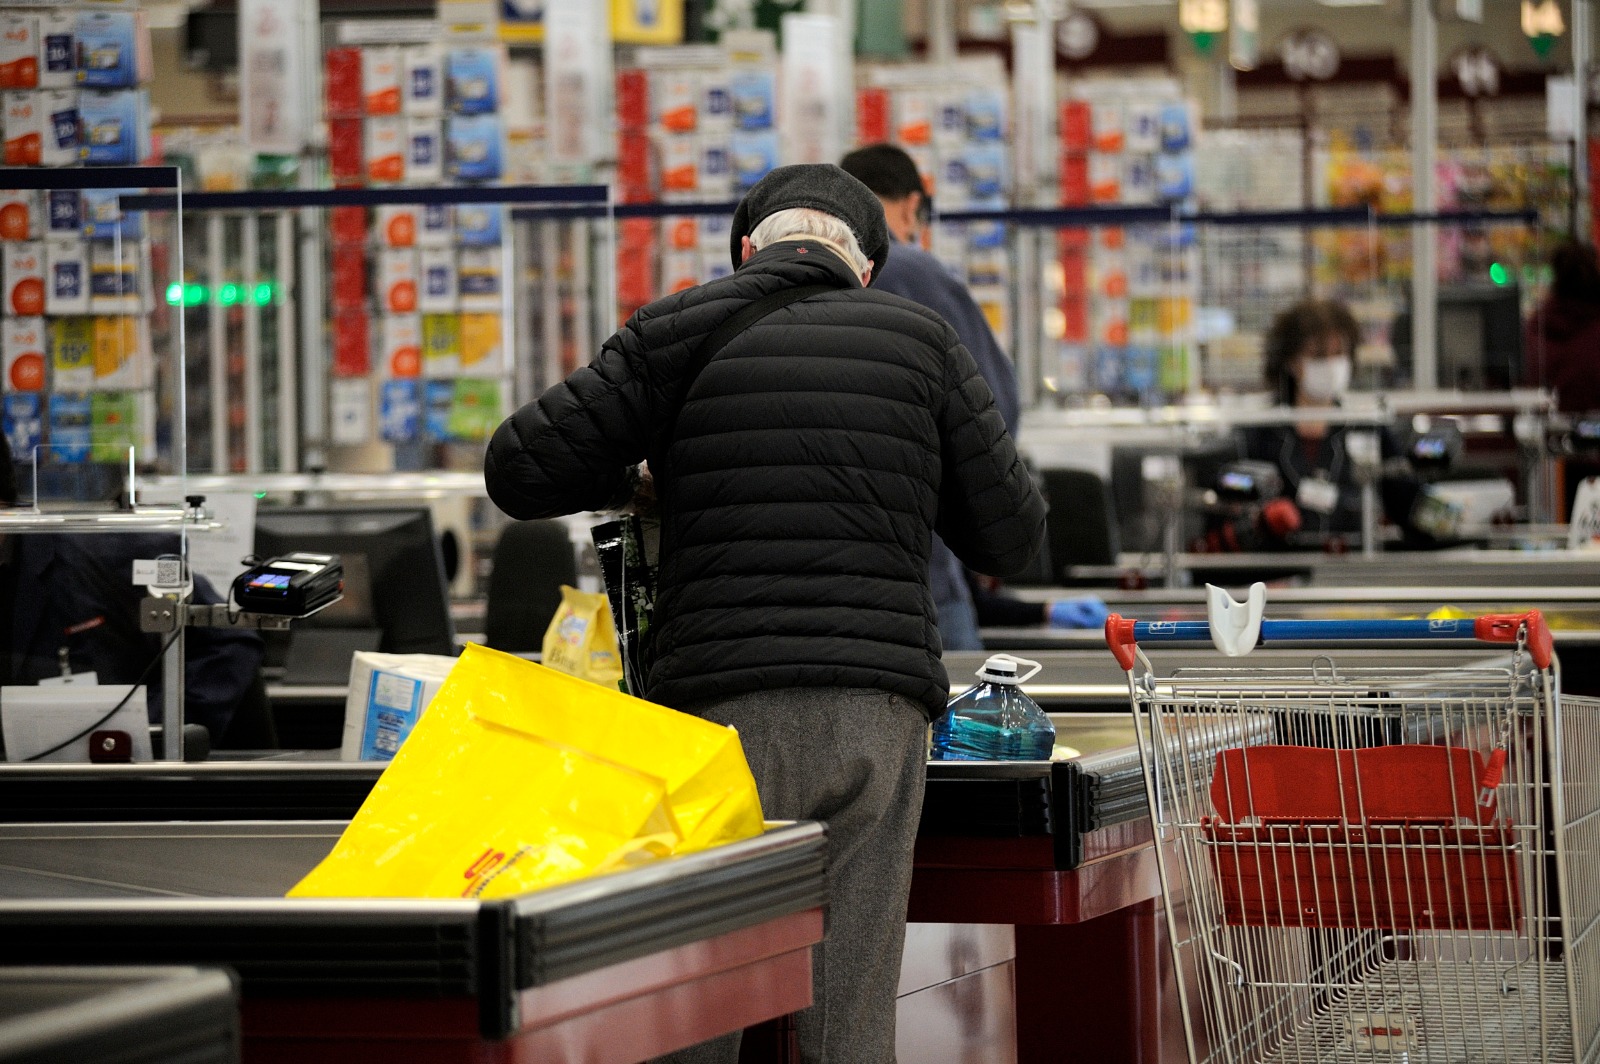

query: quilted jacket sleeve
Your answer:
[484,319,656,520]
[933,334,1046,577]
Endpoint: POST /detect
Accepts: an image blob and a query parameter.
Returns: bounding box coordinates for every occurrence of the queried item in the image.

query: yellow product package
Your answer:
[542,585,626,690]
[288,643,764,899]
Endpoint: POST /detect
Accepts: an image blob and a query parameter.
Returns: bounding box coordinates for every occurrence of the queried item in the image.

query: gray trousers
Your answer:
[654,687,928,1064]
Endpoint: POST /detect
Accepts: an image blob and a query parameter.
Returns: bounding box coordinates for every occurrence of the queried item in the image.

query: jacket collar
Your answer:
[739,239,864,289]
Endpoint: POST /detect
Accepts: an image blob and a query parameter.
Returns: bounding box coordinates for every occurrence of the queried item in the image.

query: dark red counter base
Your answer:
[909,822,1184,1064]
[242,907,823,1064]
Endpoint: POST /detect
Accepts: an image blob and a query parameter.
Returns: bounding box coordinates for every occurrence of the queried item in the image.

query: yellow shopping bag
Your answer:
[289,643,764,899]
[542,585,626,690]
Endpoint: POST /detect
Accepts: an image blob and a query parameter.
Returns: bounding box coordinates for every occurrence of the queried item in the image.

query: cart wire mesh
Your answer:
[1120,642,1597,1064]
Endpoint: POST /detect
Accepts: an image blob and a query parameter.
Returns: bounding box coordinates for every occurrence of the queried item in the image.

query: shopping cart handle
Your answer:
[1105,610,1553,670]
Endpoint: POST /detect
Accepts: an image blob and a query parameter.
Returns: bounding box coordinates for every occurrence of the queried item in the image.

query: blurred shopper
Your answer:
[485,164,1044,1062]
[840,143,1018,650]
[1524,240,1600,414]
[1234,299,1415,546]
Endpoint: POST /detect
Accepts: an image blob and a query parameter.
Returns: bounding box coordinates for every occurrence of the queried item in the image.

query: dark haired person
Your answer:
[1231,299,1415,546]
[1524,241,1600,414]
[0,433,264,747]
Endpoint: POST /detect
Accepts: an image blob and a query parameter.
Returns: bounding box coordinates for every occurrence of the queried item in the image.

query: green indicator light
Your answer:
[1489,262,1509,286]
[218,283,241,306]
[183,283,207,306]
[254,491,267,499]
[165,282,183,305]
[251,282,273,306]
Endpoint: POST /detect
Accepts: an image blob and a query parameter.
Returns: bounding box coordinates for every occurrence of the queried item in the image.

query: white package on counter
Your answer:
[341,651,458,760]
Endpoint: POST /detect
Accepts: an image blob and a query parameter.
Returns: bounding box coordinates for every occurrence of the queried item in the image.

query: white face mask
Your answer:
[1298,356,1352,403]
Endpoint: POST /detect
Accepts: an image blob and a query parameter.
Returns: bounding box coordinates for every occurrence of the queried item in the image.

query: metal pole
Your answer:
[928,0,955,65]
[275,211,298,470]
[297,211,327,471]
[164,181,188,763]
[1410,0,1438,389]
[242,215,263,474]
[1574,0,1592,242]
[207,214,228,471]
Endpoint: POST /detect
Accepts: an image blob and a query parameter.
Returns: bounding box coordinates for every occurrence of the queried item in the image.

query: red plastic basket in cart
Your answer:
[1203,744,1519,932]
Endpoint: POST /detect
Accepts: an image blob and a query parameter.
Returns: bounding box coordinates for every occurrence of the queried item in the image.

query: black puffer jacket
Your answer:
[485,240,1045,718]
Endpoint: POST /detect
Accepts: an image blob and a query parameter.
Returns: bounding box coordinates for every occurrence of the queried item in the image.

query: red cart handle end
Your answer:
[1474,610,1554,670]
[1106,614,1138,671]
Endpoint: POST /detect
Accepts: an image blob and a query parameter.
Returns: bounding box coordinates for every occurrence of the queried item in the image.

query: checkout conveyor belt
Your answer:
[0,967,239,1064]
[0,820,826,1038]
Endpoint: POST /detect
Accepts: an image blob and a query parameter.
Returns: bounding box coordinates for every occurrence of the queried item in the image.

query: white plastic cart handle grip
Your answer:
[1206,582,1267,658]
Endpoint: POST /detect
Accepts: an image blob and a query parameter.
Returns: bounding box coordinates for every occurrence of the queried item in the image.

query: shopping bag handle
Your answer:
[1106,601,1553,671]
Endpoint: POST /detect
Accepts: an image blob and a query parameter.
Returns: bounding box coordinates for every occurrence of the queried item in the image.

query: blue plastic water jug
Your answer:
[930,654,1055,761]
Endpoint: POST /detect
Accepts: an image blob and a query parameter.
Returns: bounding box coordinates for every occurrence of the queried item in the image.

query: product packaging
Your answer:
[0,190,38,241]
[401,45,442,116]
[417,202,452,246]
[361,46,401,116]
[45,189,80,235]
[44,239,87,315]
[49,316,93,390]
[3,316,45,392]
[698,136,733,200]
[339,651,458,760]
[3,393,42,455]
[418,247,456,313]
[405,118,443,184]
[330,244,367,312]
[456,249,500,311]
[446,115,502,181]
[454,204,501,246]
[81,187,141,240]
[656,70,697,132]
[3,92,41,165]
[329,377,371,444]
[381,313,422,378]
[324,48,362,118]
[75,10,149,89]
[729,69,773,131]
[329,204,366,245]
[79,89,146,166]
[328,118,364,184]
[48,392,90,463]
[378,248,418,314]
[446,378,499,440]
[446,46,499,115]
[423,378,453,438]
[458,312,501,374]
[660,135,697,193]
[90,390,140,461]
[376,205,417,248]
[894,93,932,146]
[89,243,139,313]
[730,131,778,191]
[421,313,460,376]
[92,314,145,388]
[365,116,405,184]
[616,69,649,129]
[5,243,44,317]
[662,251,698,294]
[39,88,79,166]
[331,309,370,377]
[0,15,38,91]
[701,74,733,132]
[379,378,421,443]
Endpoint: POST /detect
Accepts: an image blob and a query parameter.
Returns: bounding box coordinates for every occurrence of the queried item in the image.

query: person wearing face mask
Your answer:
[1234,299,1416,545]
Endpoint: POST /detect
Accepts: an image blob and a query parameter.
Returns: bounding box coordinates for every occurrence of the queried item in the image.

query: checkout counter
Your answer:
[0,812,826,1064]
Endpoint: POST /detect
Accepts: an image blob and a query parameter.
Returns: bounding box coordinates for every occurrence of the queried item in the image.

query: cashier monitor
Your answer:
[253,508,455,685]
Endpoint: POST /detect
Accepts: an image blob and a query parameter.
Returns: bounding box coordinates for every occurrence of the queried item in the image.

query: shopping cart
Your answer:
[1106,587,1599,1064]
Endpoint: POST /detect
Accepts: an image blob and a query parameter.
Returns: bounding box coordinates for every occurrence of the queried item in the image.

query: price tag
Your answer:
[1296,476,1339,515]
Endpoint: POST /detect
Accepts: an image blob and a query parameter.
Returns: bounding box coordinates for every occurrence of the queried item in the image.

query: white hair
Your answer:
[749,207,871,278]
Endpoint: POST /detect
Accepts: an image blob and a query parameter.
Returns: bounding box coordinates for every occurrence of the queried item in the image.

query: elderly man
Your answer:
[485,164,1044,1062]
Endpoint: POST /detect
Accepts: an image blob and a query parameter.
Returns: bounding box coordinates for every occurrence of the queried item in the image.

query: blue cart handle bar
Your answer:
[1106,611,1553,672]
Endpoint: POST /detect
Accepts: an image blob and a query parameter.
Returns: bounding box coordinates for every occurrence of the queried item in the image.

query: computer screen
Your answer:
[253,508,455,656]
[1391,284,1523,390]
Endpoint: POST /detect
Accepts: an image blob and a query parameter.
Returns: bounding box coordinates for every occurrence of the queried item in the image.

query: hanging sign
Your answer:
[1179,0,1227,54]
[1522,0,1564,58]
[1280,28,1340,82]
[239,0,308,154]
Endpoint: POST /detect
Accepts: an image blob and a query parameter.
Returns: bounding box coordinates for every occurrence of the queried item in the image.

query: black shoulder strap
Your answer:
[658,283,833,465]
